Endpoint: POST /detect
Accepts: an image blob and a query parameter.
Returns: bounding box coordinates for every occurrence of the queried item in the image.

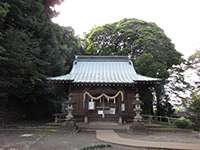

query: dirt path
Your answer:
[96,130,200,150]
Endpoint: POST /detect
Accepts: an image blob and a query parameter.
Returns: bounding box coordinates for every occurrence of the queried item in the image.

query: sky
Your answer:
[53,0,200,58]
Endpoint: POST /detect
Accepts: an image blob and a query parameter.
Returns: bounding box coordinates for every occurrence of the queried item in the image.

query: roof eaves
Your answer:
[47,74,74,81]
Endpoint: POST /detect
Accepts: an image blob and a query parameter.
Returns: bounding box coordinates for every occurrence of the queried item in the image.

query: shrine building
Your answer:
[48,56,162,123]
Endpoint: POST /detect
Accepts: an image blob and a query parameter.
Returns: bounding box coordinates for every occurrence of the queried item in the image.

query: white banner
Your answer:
[88,101,95,110]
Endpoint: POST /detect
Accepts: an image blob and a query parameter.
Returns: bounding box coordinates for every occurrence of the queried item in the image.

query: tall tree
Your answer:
[85,18,182,78]
[0,0,81,120]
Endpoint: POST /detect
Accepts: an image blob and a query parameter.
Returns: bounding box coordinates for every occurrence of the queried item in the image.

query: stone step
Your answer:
[144,123,164,128]
[78,121,129,131]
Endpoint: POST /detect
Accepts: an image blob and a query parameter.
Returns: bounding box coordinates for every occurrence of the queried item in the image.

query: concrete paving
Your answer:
[96,130,200,150]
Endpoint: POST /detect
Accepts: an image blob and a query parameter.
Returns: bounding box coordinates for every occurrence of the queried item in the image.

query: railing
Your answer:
[53,113,67,123]
[142,115,177,126]
[53,113,178,126]
[53,113,84,123]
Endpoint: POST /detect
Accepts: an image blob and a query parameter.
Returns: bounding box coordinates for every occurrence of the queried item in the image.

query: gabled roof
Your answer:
[48,55,160,84]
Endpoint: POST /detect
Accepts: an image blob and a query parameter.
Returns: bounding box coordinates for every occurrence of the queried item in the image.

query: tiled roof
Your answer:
[48,55,160,83]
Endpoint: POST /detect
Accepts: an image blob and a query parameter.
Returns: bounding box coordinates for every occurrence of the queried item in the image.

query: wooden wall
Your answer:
[70,85,136,122]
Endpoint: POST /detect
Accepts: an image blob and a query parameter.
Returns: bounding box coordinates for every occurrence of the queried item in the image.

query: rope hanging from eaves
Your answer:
[83,91,124,103]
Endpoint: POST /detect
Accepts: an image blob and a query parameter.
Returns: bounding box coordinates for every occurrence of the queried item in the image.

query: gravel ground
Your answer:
[0,129,199,150]
[0,129,145,150]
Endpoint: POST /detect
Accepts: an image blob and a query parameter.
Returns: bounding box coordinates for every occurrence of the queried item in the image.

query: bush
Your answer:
[80,144,112,150]
[189,92,200,129]
[174,117,193,129]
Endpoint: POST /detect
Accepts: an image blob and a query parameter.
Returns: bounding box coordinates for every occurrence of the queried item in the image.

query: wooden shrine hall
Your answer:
[48,56,162,123]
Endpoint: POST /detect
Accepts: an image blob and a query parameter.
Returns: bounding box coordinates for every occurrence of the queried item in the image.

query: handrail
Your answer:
[53,113,178,125]
[142,115,178,125]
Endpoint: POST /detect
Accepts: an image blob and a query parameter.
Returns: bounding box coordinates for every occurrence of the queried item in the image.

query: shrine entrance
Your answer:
[95,96,116,118]
[83,91,124,122]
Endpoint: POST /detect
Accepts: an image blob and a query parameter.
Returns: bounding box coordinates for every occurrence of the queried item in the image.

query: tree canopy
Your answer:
[164,50,200,110]
[0,0,81,120]
[0,2,188,120]
[85,18,182,78]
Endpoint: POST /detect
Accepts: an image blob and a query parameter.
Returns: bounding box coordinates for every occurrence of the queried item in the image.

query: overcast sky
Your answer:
[53,0,200,58]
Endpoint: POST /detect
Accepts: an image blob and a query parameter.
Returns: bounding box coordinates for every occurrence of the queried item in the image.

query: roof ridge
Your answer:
[75,55,130,59]
[75,55,130,61]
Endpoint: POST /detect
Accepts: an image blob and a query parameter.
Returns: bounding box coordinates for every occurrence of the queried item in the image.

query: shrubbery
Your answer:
[80,144,112,150]
[189,92,200,130]
[174,117,193,129]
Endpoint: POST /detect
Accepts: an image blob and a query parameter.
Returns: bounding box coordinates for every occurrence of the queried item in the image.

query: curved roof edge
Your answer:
[48,55,162,83]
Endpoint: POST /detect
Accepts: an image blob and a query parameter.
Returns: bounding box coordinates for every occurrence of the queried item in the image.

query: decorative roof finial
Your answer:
[128,54,132,59]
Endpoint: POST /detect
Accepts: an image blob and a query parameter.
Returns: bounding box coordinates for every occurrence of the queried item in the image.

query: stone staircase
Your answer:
[78,121,129,132]
[78,121,185,133]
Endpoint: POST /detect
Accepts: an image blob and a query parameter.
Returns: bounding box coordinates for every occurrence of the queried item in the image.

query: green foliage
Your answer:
[189,92,200,129]
[190,92,200,113]
[80,144,112,150]
[158,95,175,117]
[135,53,168,78]
[138,86,154,115]
[0,2,10,19]
[0,0,81,120]
[85,18,182,78]
[174,117,193,129]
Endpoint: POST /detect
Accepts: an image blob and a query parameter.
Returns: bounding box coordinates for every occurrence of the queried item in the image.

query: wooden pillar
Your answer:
[83,92,88,123]
[68,81,72,96]
[118,116,122,124]
[118,91,124,124]
[84,116,88,123]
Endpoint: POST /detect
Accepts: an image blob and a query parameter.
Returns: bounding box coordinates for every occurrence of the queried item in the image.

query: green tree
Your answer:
[85,18,182,78]
[0,0,81,120]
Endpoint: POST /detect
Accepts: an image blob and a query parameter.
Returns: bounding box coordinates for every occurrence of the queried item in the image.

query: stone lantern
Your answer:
[62,94,77,129]
[64,94,75,121]
[130,93,145,131]
[133,93,143,122]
